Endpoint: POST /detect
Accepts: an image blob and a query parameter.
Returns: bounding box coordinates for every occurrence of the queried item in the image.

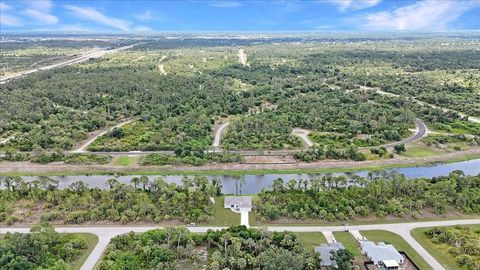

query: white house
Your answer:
[361,241,404,269]
[224,196,252,212]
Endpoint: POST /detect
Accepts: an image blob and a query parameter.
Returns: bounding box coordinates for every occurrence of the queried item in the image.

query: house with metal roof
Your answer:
[224,196,252,211]
[361,241,404,269]
[315,242,345,267]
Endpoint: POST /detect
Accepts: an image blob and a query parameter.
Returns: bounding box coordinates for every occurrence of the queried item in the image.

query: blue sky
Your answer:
[1,0,480,32]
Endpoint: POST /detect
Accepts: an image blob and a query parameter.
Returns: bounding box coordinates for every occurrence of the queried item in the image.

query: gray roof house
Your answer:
[361,241,404,268]
[315,242,345,267]
[224,196,252,211]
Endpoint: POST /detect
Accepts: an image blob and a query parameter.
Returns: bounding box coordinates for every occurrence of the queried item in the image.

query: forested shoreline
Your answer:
[1,171,478,225]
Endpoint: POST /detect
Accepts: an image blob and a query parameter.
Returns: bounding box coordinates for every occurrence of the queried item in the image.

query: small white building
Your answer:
[361,241,404,269]
[224,196,252,211]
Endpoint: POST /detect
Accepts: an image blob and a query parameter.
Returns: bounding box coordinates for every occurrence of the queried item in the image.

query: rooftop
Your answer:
[361,241,404,264]
[224,196,252,209]
[314,242,345,266]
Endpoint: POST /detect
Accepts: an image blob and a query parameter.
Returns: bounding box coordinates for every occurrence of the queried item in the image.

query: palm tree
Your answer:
[106,178,119,189]
[130,177,140,189]
[139,175,149,191]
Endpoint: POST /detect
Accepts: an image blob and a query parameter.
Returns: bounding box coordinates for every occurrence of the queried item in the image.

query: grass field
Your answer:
[208,196,241,226]
[111,156,138,166]
[361,230,432,270]
[411,225,480,270]
[295,232,327,251]
[402,143,441,158]
[332,231,361,256]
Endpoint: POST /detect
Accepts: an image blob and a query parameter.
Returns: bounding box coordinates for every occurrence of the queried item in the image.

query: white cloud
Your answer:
[28,0,54,12]
[0,2,22,26]
[21,0,58,25]
[136,10,153,21]
[24,8,58,24]
[0,2,12,10]
[1,13,22,26]
[363,0,480,30]
[64,5,132,31]
[328,0,380,11]
[209,1,242,8]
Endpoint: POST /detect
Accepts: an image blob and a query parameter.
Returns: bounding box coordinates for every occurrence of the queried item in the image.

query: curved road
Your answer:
[361,85,480,124]
[212,121,230,148]
[2,219,479,270]
[360,118,427,150]
[292,128,314,147]
[0,119,427,157]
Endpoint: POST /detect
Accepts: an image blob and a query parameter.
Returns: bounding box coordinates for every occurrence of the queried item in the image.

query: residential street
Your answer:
[2,219,479,270]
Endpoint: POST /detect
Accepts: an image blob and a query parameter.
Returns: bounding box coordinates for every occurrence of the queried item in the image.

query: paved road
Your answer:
[212,121,230,148]
[361,85,480,124]
[73,119,135,153]
[0,43,144,84]
[0,118,427,157]
[2,219,479,270]
[361,118,427,150]
[292,128,314,147]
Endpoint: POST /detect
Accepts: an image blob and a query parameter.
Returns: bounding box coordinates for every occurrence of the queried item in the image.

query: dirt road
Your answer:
[2,147,479,175]
[238,49,247,66]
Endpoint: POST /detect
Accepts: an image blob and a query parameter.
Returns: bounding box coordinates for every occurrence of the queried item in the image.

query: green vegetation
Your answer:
[294,232,327,251]
[139,152,243,166]
[256,171,480,222]
[332,232,361,256]
[2,36,479,165]
[0,223,94,270]
[0,175,220,225]
[98,226,321,270]
[112,156,137,166]
[412,225,480,270]
[361,230,432,270]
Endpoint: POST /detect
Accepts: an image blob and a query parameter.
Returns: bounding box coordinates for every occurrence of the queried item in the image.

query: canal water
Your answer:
[4,159,480,195]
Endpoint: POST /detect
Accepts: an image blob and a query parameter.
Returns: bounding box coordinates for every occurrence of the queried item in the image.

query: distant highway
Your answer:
[0,43,144,84]
[2,219,479,270]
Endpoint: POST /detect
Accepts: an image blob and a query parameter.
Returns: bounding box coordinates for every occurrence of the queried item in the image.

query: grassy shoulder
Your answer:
[360,230,432,270]
[111,156,138,167]
[70,233,99,270]
[411,225,480,270]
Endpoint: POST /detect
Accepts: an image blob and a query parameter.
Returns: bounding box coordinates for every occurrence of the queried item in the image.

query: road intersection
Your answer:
[2,219,479,270]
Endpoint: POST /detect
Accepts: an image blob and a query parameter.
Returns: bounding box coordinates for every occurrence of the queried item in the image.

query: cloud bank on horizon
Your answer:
[1,0,479,32]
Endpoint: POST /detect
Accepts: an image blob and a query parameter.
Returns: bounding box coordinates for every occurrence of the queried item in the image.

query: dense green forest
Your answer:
[0,223,89,270]
[423,226,480,270]
[2,36,479,157]
[0,175,220,224]
[255,171,480,222]
[98,226,322,270]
